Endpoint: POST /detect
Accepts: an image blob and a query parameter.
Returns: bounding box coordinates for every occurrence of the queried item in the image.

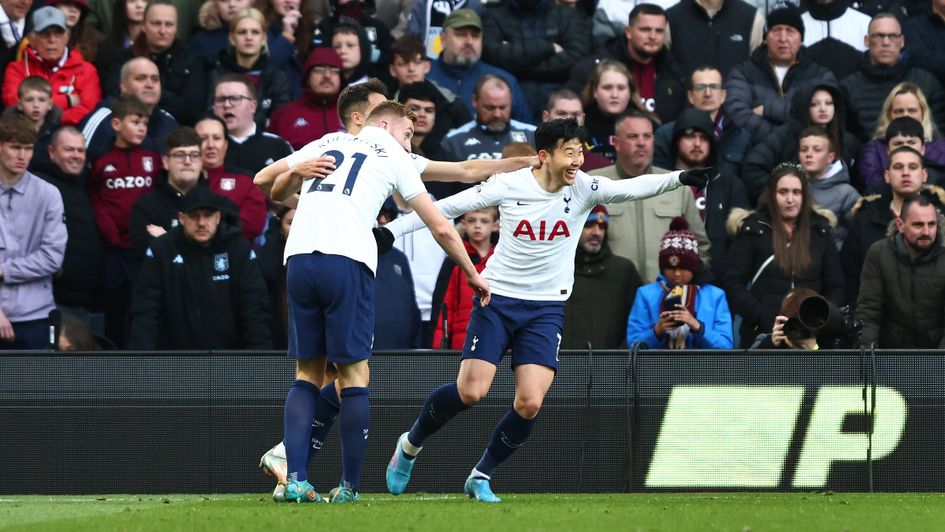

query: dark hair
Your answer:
[887,146,925,169]
[144,0,176,20]
[111,95,150,119]
[197,114,229,137]
[397,82,439,105]
[628,3,667,25]
[545,88,581,111]
[805,85,844,157]
[0,114,37,144]
[614,107,656,135]
[885,116,924,142]
[337,78,389,128]
[900,192,935,221]
[474,74,509,99]
[164,126,202,151]
[687,66,723,89]
[799,125,835,152]
[758,162,813,276]
[390,35,426,63]
[535,118,587,153]
[59,312,98,351]
[214,73,257,100]
[110,0,135,48]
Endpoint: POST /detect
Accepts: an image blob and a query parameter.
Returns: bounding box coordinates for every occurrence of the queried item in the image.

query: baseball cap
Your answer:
[442,9,482,31]
[31,7,68,33]
[180,187,223,214]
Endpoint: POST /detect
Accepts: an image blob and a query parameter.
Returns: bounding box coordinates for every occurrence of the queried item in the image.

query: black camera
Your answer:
[788,295,863,348]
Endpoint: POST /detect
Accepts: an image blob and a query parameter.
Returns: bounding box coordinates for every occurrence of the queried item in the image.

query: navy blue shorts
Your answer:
[461,294,565,370]
[286,252,374,363]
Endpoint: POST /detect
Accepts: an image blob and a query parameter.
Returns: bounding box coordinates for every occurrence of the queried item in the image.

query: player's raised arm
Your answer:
[590,167,718,204]
[384,177,508,239]
[254,155,336,199]
[421,156,539,183]
[408,193,491,306]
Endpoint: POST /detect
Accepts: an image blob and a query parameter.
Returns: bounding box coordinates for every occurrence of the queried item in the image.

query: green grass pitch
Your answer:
[2,493,944,531]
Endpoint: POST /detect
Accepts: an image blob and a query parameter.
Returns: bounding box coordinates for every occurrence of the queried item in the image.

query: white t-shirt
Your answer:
[283,126,427,274]
[386,167,683,301]
[286,132,430,174]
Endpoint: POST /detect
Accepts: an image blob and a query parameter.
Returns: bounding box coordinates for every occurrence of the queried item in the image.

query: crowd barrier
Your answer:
[1,349,941,494]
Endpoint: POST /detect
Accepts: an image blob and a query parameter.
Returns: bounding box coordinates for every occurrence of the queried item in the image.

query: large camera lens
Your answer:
[783,317,811,341]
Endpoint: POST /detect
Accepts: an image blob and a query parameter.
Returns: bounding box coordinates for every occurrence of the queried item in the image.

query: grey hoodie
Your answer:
[808,160,861,247]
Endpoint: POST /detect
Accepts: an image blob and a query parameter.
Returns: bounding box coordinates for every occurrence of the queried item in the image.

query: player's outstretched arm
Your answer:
[253,158,289,197]
[409,193,491,306]
[422,156,539,183]
[593,170,686,204]
[255,156,336,199]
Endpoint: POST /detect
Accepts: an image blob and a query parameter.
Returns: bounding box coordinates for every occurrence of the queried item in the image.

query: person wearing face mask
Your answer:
[627,216,733,349]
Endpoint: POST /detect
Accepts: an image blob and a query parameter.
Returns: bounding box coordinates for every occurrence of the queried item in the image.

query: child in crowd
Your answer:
[6,77,62,161]
[798,126,860,247]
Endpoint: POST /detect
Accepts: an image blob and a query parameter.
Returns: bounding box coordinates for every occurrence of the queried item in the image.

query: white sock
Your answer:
[273,441,286,459]
[471,468,490,480]
[402,436,422,457]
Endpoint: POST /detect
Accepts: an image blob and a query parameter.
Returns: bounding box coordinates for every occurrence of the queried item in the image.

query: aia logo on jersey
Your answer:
[513,220,570,241]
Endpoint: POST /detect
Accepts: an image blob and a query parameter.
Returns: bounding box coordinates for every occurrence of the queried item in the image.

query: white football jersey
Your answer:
[287,132,430,174]
[283,126,427,274]
[386,167,683,300]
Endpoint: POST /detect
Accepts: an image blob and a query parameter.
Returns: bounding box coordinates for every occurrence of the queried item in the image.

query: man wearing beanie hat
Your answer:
[563,205,643,349]
[724,6,836,142]
[627,216,733,349]
[268,47,345,150]
[670,108,750,273]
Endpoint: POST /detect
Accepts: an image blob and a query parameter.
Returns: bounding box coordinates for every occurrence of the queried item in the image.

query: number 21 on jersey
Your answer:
[306,150,367,196]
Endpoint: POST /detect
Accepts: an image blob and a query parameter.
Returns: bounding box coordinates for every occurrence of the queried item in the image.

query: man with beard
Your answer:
[561,204,643,349]
[857,193,945,348]
[441,75,535,163]
[268,48,344,151]
[670,108,749,273]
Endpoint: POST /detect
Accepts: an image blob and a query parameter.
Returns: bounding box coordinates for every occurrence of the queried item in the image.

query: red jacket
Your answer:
[267,95,342,150]
[88,146,162,249]
[3,46,102,126]
[205,165,267,242]
[432,240,495,350]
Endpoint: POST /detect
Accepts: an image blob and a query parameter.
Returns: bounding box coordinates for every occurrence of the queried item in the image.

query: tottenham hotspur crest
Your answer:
[214,253,229,272]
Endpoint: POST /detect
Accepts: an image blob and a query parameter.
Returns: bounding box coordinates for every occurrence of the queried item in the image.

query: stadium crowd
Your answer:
[1,0,945,351]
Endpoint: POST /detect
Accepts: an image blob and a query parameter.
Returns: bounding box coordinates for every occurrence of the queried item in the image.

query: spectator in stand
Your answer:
[2,7,101,125]
[842,147,938,305]
[856,84,945,191]
[541,88,611,172]
[902,0,945,88]
[563,204,643,349]
[857,193,945,348]
[101,0,207,126]
[51,0,104,65]
[431,206,498,350]
[740,82,859,202]
[5,76,61,164]
[441,74,536,163]
[208,8,291,127]
[840,12,945,142]
[800,0,871,81]
[267,47,343,150]
[127,186,271,349]
[797,126,860,247]
[0,113,67,350]
[654,66,751,181]
[258,0,302,59]
[57,310,102,350]
[396,82,454,192]
[256,204,292,349]
[191,0,294,70]
[212,73,293,175]
[30,126,104,313]
[80,57,180,162]
[669,108,749,274]
[481,0,591,119]
[405,0,482,59]
[196,115,266,242]
[330,20,377,86]
[724,7,835,142]
[581,59,646,162]
[722,162,845,347]
[665,0,763,77]
[312,0,394,83]
[374,198,422,349]
[626,216,733,349]
[751,287,820,349]
[569,4,687,125]
[425,8,533,124]
[87,95,161,345]
[100,0,146,51]
[0,0,32,74]
[589,109,711,280]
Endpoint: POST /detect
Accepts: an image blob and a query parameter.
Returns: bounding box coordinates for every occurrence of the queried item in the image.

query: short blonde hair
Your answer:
[229,8,268,55]
[873,82,938,141]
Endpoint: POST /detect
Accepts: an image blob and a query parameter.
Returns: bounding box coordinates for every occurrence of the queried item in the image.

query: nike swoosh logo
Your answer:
[516,201,529,206]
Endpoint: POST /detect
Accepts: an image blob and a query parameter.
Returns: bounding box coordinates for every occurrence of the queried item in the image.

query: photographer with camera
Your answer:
[754,289,820,349]
[857,190,945,349]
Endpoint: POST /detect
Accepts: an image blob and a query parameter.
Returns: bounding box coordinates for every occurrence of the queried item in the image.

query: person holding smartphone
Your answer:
[626,216,734,349]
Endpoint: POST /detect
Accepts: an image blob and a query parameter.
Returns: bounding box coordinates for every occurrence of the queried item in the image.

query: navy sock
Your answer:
[406,382,471,452]
[474,409,537,478]
[308,381,340,465]
[339,387,370,492]
[283,379,319,483]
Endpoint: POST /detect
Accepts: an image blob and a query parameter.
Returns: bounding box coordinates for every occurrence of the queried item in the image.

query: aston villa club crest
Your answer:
[214,253,229,272]
[220,178,236,191]
[511,131,527,143]
[142,157,153,172]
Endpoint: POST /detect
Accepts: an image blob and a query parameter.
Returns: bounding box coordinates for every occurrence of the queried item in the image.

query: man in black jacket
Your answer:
[903,0,945,88]
[30,126,104,311]
[665,0,764,78]
[127,186,271,349]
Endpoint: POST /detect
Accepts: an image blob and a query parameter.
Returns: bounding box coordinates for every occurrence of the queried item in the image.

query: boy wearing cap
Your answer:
[626,216,733,349]
[2,6,101,125]
[127,186,271,350]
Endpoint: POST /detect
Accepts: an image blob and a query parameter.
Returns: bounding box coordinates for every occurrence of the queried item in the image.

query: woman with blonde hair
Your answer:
[208,7,291,126]
[857,82,945,191]
[581,59,649,161]
[191,0,294,68]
